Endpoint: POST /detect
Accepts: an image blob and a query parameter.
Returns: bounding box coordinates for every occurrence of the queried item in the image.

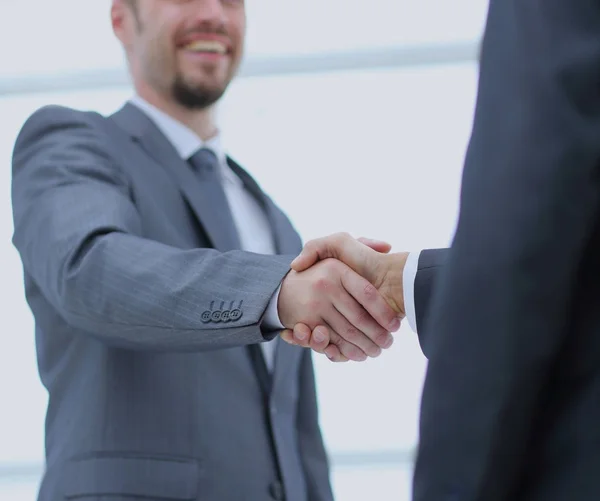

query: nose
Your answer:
[193,0,227,27]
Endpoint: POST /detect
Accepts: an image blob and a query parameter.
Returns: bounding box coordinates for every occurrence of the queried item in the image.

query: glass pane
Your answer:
[0,0,487,78]
[247,0,488,56]
[0,63,477,468]
[0,478,39,501]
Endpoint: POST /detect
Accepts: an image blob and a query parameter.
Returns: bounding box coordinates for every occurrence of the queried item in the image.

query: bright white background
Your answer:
[0,1,488,500]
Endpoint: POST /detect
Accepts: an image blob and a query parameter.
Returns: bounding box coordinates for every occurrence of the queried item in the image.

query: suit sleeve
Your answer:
[11,106,293,352]
[296,350,334,501]
[413,248,447,357]
[413,1,600,500]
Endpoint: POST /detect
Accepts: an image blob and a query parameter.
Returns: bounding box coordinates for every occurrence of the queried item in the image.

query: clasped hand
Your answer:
[277,232,408,362]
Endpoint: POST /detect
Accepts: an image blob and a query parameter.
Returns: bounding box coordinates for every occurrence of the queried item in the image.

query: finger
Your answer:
[302,325,349,362]
[290,241,329,272]
[291,323,314,349]
[280,329,297,345]
[325,308,379,360]
[324,343,349,363]
[357,237,392,254]
[296,324,348,362]
[334,290,395,352]
[308,325,330,353]
[341,268,402,337]
[291,233,354,272]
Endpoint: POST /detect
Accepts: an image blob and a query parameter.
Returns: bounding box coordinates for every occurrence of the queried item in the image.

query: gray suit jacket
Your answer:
[11,103,333,501]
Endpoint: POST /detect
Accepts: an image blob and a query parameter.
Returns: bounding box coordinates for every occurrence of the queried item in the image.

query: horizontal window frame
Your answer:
[0,41,478,97]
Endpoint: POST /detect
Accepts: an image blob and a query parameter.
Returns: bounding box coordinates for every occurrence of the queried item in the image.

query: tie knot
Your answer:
[189,148,220,175]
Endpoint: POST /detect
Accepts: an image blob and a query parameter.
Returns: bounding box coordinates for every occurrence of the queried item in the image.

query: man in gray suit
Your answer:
[10,1,402,500]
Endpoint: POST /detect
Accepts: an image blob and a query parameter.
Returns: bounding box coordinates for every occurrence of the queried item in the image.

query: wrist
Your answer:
[379,252,408,316]
[277,270,295,329]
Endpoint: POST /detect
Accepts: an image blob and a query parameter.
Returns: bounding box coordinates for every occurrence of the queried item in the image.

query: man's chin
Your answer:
[172,79,229,110]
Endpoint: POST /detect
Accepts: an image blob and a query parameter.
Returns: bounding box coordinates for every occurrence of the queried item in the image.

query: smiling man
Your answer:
[9,1,402,500]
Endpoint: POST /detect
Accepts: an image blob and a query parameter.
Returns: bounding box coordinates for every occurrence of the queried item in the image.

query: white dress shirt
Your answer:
[129,96,281,370]
[403,251,421,333]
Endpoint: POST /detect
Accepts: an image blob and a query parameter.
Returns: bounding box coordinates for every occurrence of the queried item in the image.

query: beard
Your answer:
[171,72,229,110]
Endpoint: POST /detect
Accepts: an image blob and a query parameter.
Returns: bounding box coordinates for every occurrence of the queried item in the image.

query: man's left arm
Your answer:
[413,0,600,499]
[404,248,447,355]
[296,350,334,501]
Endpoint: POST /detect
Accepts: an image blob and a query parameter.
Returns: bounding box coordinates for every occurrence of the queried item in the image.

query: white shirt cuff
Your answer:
[262,284,284,330]
[403,251,421,333]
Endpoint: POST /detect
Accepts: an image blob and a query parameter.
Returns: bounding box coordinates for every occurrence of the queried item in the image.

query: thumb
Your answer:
[290,248,319,272]
[291,239,332,272]
[357,237,392,254]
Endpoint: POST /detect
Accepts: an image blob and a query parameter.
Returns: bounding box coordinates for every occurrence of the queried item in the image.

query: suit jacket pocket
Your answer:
[63,454,200,499]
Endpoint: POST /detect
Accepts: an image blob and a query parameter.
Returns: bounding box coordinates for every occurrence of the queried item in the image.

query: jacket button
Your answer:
[200,311,212,323]
[220,310,231,322]
[211,310,222,322]
[269,481,285,500]
[229,309,243,321]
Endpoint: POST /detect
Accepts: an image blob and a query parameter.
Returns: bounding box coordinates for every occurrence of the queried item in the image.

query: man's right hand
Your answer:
[277,258,402,361]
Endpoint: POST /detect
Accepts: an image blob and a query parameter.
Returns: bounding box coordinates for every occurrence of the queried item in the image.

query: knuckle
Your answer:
[362,282,377,299]
[373,329,392,348]
[329,331,344,347]
[343,325,361,342]
[332,231,350,245]
[321,257,339,270]
[354,308,371,327]
[367,345,383,358]
[313,276,332,292]
[377,332,394,348]
[344,345,367,362]
[330,334,365,361]
[304,239,317,251]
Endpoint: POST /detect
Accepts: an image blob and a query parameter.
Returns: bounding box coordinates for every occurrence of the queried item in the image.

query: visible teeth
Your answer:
[185,40,226,54]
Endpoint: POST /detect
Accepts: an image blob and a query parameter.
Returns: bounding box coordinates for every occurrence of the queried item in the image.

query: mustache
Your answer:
[178,25,228,41]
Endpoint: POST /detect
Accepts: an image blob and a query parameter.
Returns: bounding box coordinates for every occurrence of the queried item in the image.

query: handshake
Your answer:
[276,233,409,363]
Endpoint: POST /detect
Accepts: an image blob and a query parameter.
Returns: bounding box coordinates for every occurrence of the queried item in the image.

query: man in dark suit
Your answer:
[10,1,402,500]
[284,0,600,499]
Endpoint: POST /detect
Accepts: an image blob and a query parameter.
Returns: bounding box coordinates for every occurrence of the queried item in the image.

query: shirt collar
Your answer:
[128,95,226,162]
[128,95,241,185]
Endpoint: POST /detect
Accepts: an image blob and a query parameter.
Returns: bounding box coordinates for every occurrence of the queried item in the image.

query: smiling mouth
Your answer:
[183,40,227,55]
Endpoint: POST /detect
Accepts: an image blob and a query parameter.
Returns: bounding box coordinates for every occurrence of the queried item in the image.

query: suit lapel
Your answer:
[224,167,292,395]
[110,104,303,393]
[227,158,304,388]
[110,103,239,252]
